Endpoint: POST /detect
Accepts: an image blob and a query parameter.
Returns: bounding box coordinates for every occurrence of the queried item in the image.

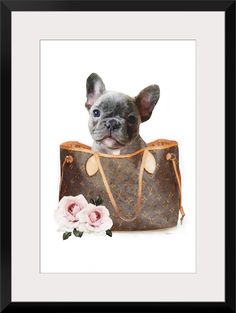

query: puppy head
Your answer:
[85,73,160,150]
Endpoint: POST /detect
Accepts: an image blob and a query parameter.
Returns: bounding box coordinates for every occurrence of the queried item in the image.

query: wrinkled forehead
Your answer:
[94,91,137,113]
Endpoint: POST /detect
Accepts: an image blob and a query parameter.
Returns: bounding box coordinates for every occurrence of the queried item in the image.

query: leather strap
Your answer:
[94,150,148,222]
[166,153,185,222]
[59,155,73,199]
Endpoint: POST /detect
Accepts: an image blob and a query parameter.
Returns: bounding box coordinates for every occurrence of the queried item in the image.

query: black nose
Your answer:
[105,119,121,131]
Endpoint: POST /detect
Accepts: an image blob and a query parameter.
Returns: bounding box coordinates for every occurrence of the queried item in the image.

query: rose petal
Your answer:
[95,205,110,217]
[74,194,89,211]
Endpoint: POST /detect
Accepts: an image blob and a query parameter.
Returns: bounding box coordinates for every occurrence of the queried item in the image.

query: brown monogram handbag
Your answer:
[59,139,185,231]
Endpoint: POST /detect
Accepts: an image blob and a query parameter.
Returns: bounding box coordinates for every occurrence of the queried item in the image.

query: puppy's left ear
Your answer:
[135,85,160,122]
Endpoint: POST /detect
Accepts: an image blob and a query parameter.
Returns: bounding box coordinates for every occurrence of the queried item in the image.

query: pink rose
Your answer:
[76,204,113,233]
[55,194,88,232]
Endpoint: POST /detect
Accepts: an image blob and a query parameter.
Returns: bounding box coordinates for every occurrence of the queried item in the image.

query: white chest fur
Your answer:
[111,149,121,155]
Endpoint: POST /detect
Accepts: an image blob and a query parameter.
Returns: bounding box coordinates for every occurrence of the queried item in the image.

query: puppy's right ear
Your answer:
[85,73,106,110]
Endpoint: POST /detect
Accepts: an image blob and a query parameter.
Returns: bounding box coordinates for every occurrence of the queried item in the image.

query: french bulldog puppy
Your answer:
[85,73,160,155]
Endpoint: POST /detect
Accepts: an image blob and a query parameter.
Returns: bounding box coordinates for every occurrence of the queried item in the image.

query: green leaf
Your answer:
[95,195,103,206]
[90,198,95,204]
[106,229,112,237]
[73,229,83,238]
[63,232,71,240]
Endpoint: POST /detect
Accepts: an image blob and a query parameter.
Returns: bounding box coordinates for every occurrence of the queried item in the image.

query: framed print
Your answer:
[1,0,235,312]
[40,39,195,273]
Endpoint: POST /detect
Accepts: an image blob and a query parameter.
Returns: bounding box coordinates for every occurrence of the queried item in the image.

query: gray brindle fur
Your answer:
[85,73,160,154]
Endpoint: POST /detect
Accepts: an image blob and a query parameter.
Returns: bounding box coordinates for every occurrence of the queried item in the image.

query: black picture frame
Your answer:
[1,1,235,312]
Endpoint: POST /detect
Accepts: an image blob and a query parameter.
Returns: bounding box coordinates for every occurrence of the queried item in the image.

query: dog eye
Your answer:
[93,109,100,117]
[127,115,136,124]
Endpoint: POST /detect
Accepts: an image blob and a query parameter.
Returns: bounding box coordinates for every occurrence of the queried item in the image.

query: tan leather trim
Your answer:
[166,153,185,222]
[94,150,148,222]
[147,138,177,147]
[60,139,178,158]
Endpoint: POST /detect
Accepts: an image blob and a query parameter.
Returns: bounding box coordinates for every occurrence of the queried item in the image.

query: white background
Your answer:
[40,40,196,273]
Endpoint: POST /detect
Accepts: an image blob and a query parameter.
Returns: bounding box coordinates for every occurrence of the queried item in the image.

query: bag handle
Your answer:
[94,150,148,222]
[166,153,185,223]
